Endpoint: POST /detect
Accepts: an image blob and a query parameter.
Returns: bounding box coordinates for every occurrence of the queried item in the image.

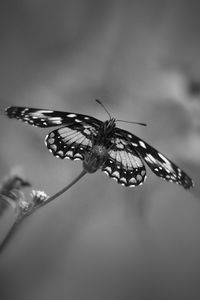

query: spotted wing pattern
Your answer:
[4,106,194,189]
[5,106,102,128]
[45,124,97,160]
[115,128,194,189]
[102,138,146,187]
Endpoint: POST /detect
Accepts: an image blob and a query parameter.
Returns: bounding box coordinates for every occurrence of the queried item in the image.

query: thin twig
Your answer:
[24,169,87,218]
[0,169,87,252]
[41,169,87,206]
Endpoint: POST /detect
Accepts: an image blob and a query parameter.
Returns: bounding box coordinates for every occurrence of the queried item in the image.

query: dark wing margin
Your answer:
[115,128,194,189]
[102,137,146,187]
[5,106,102,128]
[45,124,97,160]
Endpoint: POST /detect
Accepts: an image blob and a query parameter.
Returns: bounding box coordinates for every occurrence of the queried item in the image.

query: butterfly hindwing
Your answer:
[102,137,146,187]
[115,128,194,189]
[45,124,97,160]
[5,106,102,128]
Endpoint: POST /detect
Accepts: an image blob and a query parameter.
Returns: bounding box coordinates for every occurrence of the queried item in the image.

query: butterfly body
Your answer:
[79,118,116,173]
[5,106,194,189]
[83,144,108,173]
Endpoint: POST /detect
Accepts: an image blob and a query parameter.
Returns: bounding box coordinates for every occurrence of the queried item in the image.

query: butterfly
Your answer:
[5,105,194,189]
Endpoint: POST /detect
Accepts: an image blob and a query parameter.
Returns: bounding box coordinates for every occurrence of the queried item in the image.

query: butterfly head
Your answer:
[103,118,116,135]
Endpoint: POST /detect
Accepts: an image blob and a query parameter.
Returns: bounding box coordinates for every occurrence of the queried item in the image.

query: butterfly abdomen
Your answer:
[83,145,108,173]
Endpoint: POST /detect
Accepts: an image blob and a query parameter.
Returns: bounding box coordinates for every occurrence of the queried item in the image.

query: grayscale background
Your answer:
[0,1,199,299]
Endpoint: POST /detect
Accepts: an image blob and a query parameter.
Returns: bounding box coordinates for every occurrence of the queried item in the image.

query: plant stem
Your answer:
[41,169,87,206]
[0,169,87,252]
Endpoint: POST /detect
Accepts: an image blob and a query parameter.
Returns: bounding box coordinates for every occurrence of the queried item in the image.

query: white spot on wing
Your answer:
[49,117,62,124]
[74,153,83,159]
[49,132,55,138]
[29,110,54,118]
[50,144,57,151]
[158,153,174,172]
[104,166,112,174]
[66,151,73,157]
[57,150,64,157]
[37,110,54,114]
[116,143,124,149]
[112,171,120,178]
[129,177,136,184]
[112,177,118,182]
[145,154,157,164]
[67,114,77,118]
[136,174,142,181]
[48,138,55,144]
[103,170,109,175]
[120,177,127,184]
[139,141,147,149]
[131,143,138,147]
[84,128,91,135]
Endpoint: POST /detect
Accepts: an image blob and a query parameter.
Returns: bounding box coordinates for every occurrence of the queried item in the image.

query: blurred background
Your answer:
[0,0,200,299]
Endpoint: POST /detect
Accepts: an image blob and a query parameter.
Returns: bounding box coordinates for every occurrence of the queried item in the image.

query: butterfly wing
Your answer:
[45,123,98,161]
[115,128,194,189]
[5,106,103,161]
[5,106,102,128]
[102,137,146,187]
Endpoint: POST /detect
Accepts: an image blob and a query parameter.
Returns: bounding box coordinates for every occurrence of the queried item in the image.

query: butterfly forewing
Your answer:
[102,137,146,187]
[115,128,194,189]
[5,106,102,128]
[45,124,97,160]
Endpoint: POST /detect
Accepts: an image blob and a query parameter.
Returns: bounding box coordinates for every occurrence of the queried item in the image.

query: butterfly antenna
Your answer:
[117,119,147,127]
[95,99,112,119]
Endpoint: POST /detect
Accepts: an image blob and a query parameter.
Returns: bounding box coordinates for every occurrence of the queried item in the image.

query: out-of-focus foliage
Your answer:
[0,1,200,300]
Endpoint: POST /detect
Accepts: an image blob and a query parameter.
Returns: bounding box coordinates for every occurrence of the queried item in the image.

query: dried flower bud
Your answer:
[31,190,49,205]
